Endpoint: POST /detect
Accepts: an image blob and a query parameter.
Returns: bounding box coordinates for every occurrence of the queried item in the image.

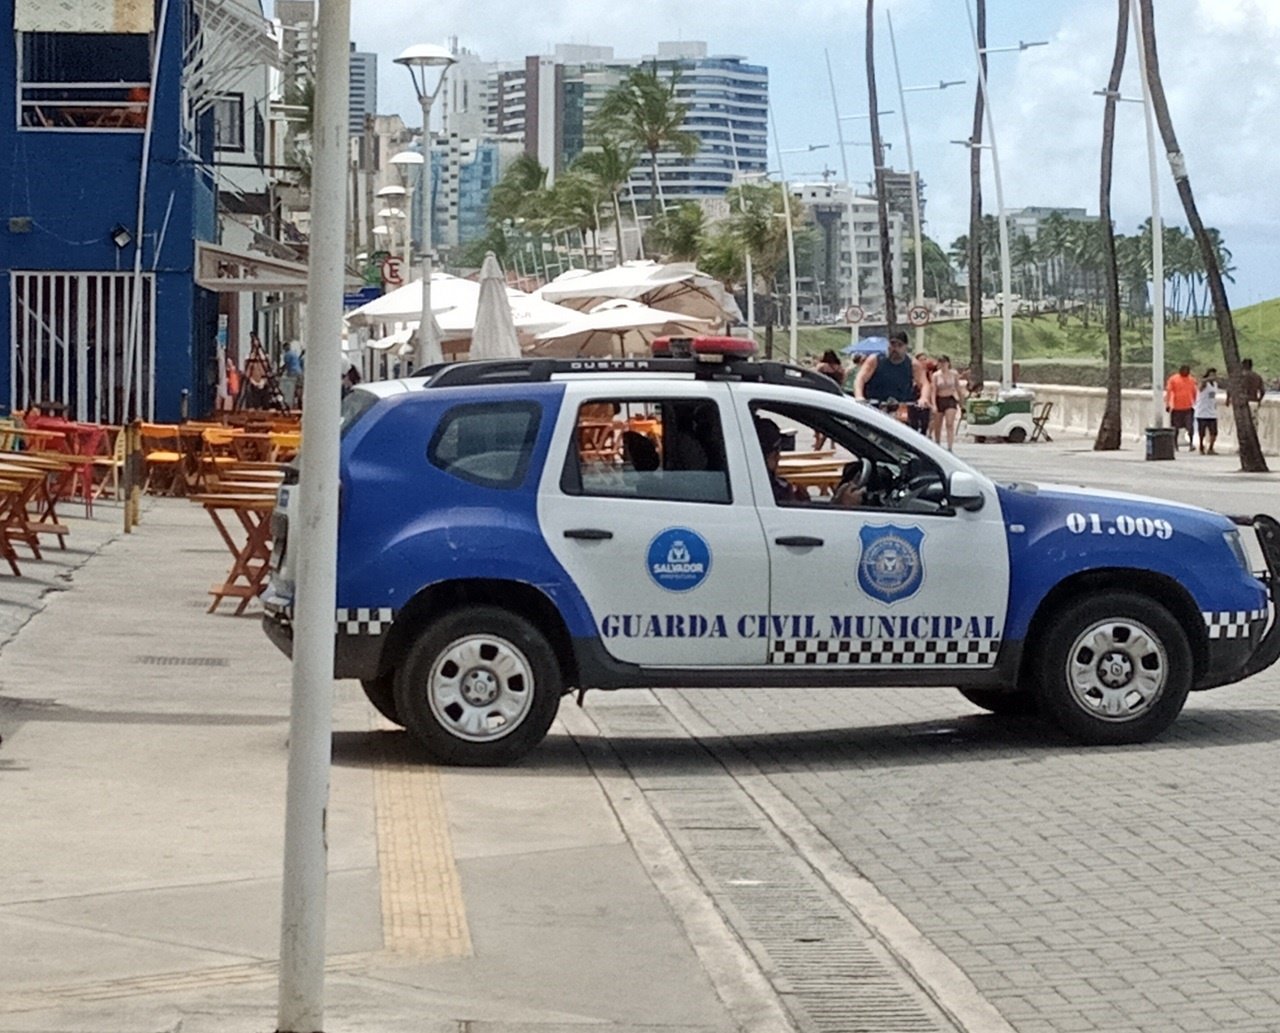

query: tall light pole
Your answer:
[825,49,861,349]
[389,150,424,268]
[1131,0,1165,426]
[962,2,1047,389]
[774,138,828,364]
[887,9,966,352]
[726,120,756,338]
[395,43,456,369]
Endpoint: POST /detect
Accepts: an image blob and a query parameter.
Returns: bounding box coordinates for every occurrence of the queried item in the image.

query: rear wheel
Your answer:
[1006,426,1028,443]
[957,686,1038,716]
[361,673,402,726]
[1034,593,1191,744]
[393,606,563,766]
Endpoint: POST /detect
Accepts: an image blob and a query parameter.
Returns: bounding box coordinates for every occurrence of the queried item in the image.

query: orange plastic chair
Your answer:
[139,423,184,495]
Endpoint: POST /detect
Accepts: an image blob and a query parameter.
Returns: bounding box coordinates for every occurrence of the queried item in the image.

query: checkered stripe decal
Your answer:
[770,638,1001,666]
[1202,609,1267,639]
[337,608,394,636]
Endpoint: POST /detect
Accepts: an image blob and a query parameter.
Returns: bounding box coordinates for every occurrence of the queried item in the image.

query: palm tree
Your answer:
[488,154,547,225]
[727,180,801,356]
[967,0,988,391]
[1094,0,1130,451]
[1138,0,1264,471]
[650,202,705,262]
[592,64,700,216]
[572,141,637,265]
[865,0,896,330]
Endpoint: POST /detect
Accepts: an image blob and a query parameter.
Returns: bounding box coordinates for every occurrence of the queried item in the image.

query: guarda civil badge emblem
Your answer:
[857,524,925,603]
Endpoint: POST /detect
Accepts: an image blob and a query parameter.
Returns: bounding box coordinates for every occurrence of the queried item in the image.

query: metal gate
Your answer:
[8,271,155,423]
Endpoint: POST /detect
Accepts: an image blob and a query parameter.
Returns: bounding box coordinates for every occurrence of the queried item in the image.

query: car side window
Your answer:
[428,401,540,489]
[560,398,731,504]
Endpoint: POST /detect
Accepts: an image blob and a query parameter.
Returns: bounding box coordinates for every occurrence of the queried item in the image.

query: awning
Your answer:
[194,242,310,293]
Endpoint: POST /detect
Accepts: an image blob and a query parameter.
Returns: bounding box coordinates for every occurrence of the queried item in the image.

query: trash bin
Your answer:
[1145,426,1177,461]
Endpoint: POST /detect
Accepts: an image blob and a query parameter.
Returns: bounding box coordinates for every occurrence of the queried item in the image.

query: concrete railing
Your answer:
[1018,383,1280,455]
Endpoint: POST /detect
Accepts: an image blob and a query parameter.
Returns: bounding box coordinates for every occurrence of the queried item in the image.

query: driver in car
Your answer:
[756,417,865,507]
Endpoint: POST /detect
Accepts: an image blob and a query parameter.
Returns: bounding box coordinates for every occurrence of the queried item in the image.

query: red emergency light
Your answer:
[651,335,758,361]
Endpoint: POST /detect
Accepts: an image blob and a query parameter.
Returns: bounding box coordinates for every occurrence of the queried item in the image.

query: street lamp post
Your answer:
[888,10,966,352]
[395,43,456,370]
[773,135,828,364]
[726,121,756,338]
[825,49,863,350]
[389,150,424,268]
[962,1,1048,390]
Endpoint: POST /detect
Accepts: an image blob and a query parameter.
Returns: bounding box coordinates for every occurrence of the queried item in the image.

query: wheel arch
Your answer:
[377,579,579,688]
[1019,568,1208,683]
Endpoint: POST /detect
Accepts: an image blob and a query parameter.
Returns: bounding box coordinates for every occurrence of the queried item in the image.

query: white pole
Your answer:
[825,50,861,348]
[415,91,441,369]
[1132,0,1165,427]
[726,120,756,339]
[887,12,927,354]
[276,0,347,1028]
[768,102,799,364]
[964,0,1015,390]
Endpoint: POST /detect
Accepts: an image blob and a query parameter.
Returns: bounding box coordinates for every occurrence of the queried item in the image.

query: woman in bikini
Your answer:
[930,355,965,451]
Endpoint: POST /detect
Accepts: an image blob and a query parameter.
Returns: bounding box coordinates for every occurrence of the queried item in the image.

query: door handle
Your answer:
[775,535,824,547]
[564,528,613,540]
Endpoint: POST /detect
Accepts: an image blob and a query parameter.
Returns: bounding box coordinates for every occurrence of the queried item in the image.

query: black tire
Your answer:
[1006,426,1028,444]
[957,686,1039,716]
[361,673,402,726]
[1034,592,1192,745]
[393,605,563,766]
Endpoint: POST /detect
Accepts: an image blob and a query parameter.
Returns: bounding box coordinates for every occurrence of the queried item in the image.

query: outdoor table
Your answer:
[0,477,30,575]
[0,466,53,563]
[777,457,848,497]
[0,456,76,545]
[189,493,276,615]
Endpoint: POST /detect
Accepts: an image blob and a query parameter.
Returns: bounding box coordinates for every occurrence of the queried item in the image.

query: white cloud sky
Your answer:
[296,0,1280,302]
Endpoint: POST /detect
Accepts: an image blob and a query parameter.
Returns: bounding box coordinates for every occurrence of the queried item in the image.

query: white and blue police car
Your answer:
[262,336,1280,765]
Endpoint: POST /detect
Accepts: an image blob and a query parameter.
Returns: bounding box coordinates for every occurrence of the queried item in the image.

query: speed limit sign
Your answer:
[843,304,865,325]
[907,305,931,327]
[381,256,404,288]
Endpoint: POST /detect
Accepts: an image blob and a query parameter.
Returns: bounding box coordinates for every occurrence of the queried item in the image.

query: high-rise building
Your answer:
[347,42,377,137]
[444,41,768,202]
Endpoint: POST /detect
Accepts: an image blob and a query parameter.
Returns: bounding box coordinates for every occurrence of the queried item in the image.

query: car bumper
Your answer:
[260,586,384,681]
[1202,513,1280,688]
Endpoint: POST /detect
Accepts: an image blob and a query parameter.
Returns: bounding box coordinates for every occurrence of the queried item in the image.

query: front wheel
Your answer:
[361,673,402,726]
[393,606,563,766]
[1034,593,1192,745]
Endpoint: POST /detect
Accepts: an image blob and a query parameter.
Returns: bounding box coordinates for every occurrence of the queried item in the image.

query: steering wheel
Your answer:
[839,457,873,492]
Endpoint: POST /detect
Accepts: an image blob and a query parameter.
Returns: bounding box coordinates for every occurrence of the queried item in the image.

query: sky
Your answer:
[285,0,1280,308]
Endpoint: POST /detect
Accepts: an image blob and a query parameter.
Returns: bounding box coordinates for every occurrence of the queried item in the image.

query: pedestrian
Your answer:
[279,340,303,408]
[1239,358,1266,413]
[914,349,939,438]
[813,349,846,448]
[1164,364,1197,452]
[854,330,933,433]
[930,355,966,451]
[1194,368,1219,455]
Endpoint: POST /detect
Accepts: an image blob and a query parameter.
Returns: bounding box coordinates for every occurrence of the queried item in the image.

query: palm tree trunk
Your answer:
[649,147,664,219]
[1138,0,1265,471]
[866,0,897,331]
[967,0,987,392]
[612,191,626,265]
[1095,0,1127,454]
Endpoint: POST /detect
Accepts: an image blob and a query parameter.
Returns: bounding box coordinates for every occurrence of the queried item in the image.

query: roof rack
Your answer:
[417,357,843,396]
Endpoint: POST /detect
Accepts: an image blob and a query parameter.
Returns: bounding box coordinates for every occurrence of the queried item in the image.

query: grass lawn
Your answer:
[755,297,1280,386]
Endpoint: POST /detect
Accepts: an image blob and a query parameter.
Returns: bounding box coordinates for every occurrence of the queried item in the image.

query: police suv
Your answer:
[262,337,1280,765]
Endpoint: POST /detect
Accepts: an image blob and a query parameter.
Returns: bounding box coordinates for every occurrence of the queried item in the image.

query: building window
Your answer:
[214,94,245,151]
[18,32,150,130]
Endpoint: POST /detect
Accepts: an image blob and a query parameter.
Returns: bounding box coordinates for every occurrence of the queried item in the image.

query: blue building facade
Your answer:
[2,0,220,423]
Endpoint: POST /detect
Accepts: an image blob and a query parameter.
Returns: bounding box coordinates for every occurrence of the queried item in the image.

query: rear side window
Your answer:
[428,401,541,489]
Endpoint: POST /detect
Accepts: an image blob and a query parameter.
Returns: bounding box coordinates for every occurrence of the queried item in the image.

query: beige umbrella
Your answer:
[469,252,523,359]
[537,261,742,327]
[529,299,709,358]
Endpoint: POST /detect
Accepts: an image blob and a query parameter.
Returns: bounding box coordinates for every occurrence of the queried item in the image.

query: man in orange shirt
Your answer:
[1165,364,1198,452]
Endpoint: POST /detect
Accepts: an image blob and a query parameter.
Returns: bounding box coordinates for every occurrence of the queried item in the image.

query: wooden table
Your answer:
[777,457,847,497]
[189,493,276,615]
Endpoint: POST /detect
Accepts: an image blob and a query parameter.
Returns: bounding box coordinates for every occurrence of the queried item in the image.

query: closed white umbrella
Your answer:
[529,298,709,358]
[468,252,522,359]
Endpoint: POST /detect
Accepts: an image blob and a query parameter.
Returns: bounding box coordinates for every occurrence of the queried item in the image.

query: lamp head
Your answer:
[110,224,132,248]
[389,150,425,166]
[395,44,456,101]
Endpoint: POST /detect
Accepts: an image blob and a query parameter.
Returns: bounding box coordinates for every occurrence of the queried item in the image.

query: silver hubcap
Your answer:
[1065,618,1167,722]
[427,634,535,742]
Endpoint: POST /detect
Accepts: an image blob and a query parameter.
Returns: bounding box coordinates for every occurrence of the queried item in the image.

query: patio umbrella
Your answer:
[842,335,889,357]
[469,252,522,359]
[529,299,709,358]
[537,261,741,328]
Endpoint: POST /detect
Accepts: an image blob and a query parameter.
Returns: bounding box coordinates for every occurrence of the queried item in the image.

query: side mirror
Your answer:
[948,470,985,512]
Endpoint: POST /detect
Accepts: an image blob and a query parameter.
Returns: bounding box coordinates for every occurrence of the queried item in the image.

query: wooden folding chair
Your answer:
[91,426,126,500]
[139,423,185,495]
[1031,401,1054,443]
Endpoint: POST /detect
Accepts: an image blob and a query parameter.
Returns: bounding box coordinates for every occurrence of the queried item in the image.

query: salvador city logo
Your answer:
[857,524,925,604]
[646,527,712,593]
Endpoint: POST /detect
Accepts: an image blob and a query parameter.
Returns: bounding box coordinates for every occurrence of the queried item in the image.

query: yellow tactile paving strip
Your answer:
[0,717,471,1013]
[371,714,473,959]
